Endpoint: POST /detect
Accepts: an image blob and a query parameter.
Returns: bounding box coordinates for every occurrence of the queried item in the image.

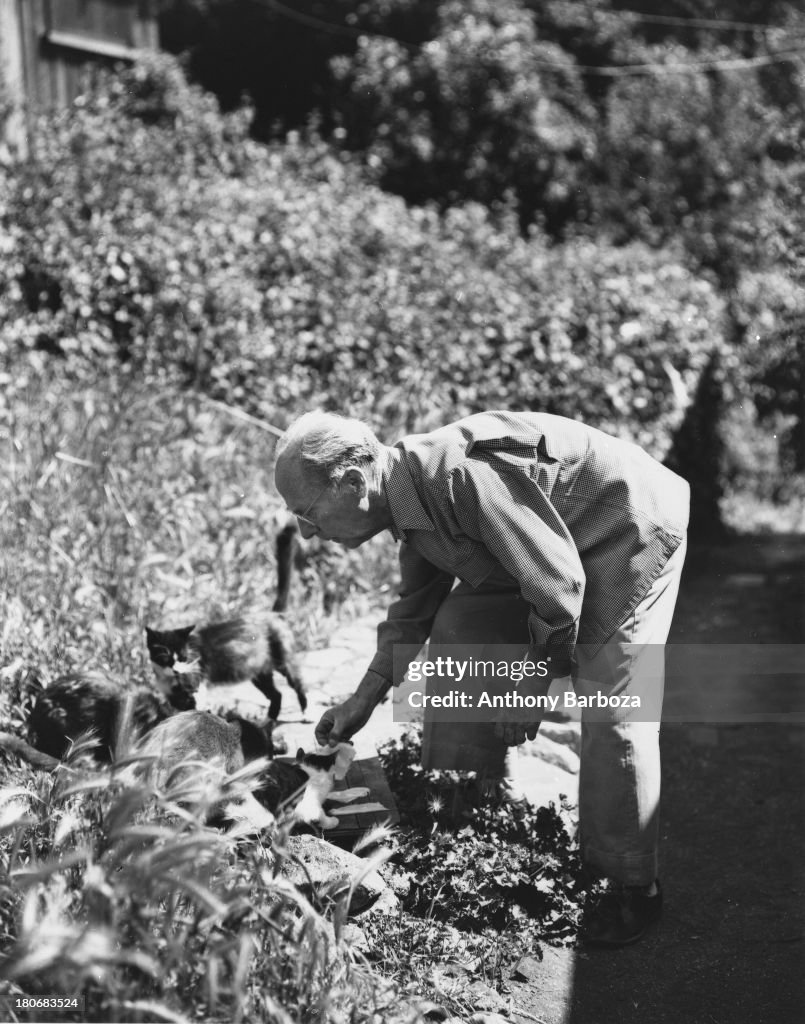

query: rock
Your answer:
[510,954,543,983]
[467,1013,511,1024]
[429,961,473,1001]
[465,981,508,1014]
[281,834,399,916]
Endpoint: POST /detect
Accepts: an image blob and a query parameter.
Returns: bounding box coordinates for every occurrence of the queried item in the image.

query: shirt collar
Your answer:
[381,446,435,541]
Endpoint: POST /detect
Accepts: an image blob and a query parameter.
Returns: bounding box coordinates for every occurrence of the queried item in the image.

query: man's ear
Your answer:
[340,466,368,497]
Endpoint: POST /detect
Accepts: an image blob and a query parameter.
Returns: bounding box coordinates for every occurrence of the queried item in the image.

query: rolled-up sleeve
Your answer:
[366,542,455,686]
[449,459,585,675]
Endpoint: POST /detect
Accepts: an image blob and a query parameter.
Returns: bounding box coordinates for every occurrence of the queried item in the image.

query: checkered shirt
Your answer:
[365,411,690,688]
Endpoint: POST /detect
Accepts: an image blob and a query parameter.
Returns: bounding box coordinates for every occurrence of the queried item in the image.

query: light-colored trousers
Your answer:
[422,538,687,886]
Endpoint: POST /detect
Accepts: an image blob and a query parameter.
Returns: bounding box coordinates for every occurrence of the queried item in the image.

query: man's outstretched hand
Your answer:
[315,694,377,747]
[314,669,392,747]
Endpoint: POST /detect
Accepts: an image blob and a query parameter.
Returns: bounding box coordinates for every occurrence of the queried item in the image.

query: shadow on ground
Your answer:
[511,533,805,1024]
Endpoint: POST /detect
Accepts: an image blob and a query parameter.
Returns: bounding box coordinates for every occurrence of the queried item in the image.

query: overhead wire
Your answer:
[531,48,805,77]
[544,2,800,34]
[261,0,805,76]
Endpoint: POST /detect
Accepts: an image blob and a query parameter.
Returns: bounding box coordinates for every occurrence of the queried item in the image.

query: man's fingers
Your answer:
[315,712,336,747]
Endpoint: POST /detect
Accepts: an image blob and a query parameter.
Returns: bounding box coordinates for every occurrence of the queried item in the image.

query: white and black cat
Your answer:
[145,520,307,720]
[1,699,368,833]
[254,743,369,830]
[128,723,366,830]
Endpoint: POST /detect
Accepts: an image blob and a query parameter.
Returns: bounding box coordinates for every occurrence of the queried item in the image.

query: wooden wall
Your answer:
[1,0,158,154]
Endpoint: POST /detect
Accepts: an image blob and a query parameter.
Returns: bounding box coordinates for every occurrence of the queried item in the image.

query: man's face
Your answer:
[275,454,383,548]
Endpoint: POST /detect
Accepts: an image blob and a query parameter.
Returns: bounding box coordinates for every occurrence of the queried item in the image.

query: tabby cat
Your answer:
[122,708,277,829]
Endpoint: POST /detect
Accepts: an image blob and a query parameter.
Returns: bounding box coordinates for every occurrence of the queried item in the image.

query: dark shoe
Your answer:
[581,880,663,947]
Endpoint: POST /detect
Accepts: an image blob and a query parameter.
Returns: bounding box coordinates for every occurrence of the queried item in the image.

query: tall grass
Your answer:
[0,367,403,1020]
[0,370,395,695]
[0,745,394,1023]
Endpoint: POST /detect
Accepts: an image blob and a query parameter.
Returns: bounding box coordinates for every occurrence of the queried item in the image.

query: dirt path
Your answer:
[216,533,805,1023]
[510,533,805,1024]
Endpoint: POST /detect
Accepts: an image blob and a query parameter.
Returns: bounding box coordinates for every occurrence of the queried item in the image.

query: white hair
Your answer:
[277,411,382,484]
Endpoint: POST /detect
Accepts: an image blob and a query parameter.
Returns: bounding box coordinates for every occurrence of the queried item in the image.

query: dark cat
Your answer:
[0,669,196,769]
[32,671,194,761]
[145,520,307,720]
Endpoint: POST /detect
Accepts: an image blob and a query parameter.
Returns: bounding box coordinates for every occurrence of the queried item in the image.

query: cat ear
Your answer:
[145,626,155,638]
[180,625,195,639]
[295,747,305,762]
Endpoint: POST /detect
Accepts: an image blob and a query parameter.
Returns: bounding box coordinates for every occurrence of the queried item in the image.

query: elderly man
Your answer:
[274,410,689,947]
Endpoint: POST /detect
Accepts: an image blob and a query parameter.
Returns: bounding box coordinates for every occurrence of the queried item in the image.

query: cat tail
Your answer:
[0,733,60,771]
[272,517,300,613]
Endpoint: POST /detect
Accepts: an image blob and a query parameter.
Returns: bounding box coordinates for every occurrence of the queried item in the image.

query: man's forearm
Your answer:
[353,669,393,710]
[367,542,455,684]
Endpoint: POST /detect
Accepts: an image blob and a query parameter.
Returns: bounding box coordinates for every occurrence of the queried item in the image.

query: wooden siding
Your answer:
[1,0,157,153]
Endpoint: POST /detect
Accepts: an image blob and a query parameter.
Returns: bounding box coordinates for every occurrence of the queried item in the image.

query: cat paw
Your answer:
[321,815,340,830]
[352,787,370,800]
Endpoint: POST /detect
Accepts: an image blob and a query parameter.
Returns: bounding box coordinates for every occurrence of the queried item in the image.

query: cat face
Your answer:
[146,625,200,700]
[145,626,196,670]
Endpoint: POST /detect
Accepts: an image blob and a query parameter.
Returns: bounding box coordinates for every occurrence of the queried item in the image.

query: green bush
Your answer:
[330,0,596,230]
[378,729,585,949]
[0,56,721,462]
[0,723,390,1023]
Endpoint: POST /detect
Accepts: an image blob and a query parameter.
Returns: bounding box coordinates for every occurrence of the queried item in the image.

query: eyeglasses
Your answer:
[294,481,331,526]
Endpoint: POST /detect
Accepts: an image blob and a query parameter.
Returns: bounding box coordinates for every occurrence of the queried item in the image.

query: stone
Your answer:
[467,1013,511,1024]
[510,954,543,983]
[281,834,398,917]
[465,981,508,1014]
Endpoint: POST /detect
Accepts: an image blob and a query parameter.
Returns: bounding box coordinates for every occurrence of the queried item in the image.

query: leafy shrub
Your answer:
[379,730,588,950]
[0,368,387,699]
[0,56,722,464]
[330,0,596,230]
[0,736,391,1023]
